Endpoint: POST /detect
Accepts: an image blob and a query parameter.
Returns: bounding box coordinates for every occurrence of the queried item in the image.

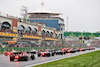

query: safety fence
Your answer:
[0,47,62,54]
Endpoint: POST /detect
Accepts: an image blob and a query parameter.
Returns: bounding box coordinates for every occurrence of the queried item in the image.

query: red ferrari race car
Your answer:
[79,48,86,51]
[10,51,35,61]
[4,49,16,56]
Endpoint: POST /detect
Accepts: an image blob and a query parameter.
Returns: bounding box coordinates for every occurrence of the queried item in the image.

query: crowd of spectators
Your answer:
[0,27,58,39]
[0,28,17,34]
[18,30,57,39]
[91,41,100,47]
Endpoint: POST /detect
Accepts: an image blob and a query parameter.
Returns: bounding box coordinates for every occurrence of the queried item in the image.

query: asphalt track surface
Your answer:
[0,48,100,67]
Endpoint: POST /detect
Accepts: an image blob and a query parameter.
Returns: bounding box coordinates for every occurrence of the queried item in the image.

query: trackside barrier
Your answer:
[0,47,62,54]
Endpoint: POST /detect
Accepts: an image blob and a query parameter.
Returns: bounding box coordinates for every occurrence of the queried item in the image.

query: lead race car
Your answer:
[10,51,35,61]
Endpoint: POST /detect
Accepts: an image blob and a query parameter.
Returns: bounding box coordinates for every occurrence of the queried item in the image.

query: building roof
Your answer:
[28,1,62,15]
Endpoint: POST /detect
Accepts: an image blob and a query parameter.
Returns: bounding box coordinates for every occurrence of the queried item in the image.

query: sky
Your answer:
[0,0,100,33]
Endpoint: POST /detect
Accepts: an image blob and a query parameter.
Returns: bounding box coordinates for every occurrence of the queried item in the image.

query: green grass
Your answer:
[33,50,100,67]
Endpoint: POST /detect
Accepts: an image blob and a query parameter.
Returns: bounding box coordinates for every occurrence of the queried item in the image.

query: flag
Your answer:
[7,14,8,17]
[24,16,27,20]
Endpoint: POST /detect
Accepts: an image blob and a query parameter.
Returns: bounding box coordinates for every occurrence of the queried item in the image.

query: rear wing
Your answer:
[13,52,22,54]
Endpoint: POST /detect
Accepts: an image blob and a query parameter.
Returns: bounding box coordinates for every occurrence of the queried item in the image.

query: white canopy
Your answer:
[28,1,62,15]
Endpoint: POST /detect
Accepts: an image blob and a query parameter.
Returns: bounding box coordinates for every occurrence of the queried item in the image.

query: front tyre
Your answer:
[5,53,8,56]
[56,53,58,55]
[48,54,51,57]
[52,53,54,56]
[38,54,41,57]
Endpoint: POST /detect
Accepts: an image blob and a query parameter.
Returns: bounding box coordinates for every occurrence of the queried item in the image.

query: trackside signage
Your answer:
[64,32,100,37]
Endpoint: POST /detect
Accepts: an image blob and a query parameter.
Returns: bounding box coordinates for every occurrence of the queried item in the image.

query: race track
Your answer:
[0,48,100,67]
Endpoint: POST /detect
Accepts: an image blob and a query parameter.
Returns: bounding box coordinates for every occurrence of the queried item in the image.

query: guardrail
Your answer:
[0,47,62,54]
[0,32,57,41]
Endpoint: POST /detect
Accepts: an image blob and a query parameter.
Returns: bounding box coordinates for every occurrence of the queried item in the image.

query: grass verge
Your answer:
[33,50,100,67]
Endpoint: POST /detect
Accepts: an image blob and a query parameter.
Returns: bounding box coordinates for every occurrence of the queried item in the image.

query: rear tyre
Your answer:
[64,52,66,54]
[31,55,35,60]
[61,53,63,55]
[10,56,14,61]
[34,52,36,54]
[25,57,28,61]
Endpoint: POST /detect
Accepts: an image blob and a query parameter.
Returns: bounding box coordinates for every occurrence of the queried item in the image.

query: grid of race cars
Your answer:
[4,47,95,61]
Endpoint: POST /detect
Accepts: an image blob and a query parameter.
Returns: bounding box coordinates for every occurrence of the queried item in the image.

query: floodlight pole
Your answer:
[67,16,68,32]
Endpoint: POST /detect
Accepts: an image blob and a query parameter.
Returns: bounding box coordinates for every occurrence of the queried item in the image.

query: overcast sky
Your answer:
[0,0,100,33]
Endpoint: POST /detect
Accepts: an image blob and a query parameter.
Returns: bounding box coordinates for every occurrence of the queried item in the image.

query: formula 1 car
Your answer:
[74,47,80,52]
[66,49,76,53]
[56,50,66,55]
[79,48,86,51]
[38,50,55,57]
[50,49,57,54]
[27,49,37,54]
[5,49,16,56]
[61,48,75,53]
[74,48,80,52]
[45,49,56,54]
[91,47,95,50]
[10,52,35,61]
